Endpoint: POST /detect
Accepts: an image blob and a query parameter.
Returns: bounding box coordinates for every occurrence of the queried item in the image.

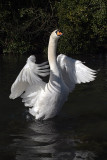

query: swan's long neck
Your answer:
[48,36,58,71]
[47,34,62,92]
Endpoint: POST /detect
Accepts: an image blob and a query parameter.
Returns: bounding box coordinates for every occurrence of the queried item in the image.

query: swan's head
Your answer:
[50,29,63,40]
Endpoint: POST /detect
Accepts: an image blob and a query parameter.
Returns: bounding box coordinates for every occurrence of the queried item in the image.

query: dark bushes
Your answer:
[0,0,106,55]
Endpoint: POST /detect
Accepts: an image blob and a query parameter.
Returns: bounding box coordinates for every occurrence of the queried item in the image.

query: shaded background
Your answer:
[0,0,106,55]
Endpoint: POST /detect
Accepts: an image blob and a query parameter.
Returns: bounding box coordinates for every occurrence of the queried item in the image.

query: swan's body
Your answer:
[9,30,96,120]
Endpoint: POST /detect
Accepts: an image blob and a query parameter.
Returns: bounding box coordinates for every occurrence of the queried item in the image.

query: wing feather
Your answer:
[9,55,49,99]
[57,54,96,92]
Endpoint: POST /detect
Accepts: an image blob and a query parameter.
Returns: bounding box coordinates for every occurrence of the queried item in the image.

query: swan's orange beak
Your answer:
[57,31,63,36]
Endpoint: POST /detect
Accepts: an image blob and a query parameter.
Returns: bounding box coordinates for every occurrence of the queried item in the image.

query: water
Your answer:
[0,54,107,160]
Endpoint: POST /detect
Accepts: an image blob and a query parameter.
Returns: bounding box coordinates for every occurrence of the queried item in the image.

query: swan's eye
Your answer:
[55,30,63,36]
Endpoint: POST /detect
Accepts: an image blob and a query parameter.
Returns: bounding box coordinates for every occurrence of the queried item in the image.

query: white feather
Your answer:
[9,55,48,99]
[57,54,96,92]
[9,30,96,120]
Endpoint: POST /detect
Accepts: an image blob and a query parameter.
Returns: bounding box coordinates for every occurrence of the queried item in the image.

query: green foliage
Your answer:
[0,0,106,55]
[56,0,107,55]
[0,1,57,54]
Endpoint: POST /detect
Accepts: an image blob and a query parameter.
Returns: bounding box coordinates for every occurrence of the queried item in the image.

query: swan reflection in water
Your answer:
[10,117,96,160]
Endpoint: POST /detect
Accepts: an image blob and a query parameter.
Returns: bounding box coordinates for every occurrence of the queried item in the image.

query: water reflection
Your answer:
[7,117,96,160]
[73,151,96,160]
[13,119,73,160]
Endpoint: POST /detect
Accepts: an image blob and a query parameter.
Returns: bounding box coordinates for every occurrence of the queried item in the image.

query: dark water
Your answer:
[0,54,107,160]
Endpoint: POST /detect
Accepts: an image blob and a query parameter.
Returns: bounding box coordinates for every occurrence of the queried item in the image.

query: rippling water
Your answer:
[0,54,107,160]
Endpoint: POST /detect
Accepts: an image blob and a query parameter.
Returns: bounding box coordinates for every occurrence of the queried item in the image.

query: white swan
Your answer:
[9,30,96,120]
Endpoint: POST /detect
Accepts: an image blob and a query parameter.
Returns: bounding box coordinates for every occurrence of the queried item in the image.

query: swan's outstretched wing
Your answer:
[9,55,50,99]
[57,54,96,92]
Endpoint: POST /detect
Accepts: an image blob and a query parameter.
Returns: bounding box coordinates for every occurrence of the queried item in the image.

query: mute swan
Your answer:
[9,30,96,120]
